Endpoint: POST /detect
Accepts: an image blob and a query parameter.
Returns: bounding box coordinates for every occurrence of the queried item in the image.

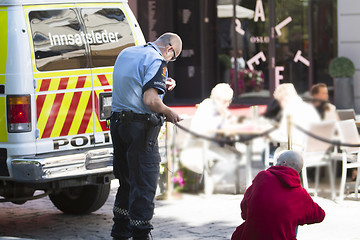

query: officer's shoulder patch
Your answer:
[162,67,167,78]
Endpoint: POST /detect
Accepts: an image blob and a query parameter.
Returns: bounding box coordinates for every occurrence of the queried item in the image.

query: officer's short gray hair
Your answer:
[156,33,182,52]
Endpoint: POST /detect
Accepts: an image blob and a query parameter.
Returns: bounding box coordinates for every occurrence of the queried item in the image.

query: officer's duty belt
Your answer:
[113,111,150,122]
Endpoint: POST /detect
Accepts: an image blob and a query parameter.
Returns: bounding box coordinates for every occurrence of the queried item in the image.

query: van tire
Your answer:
[49,184,110,214]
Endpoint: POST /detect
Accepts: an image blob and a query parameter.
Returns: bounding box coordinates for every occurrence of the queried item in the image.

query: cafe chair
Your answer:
[172,116,205,192]
[301,120,336,199]
[335,119,360,201]
[172,116,199,171]
[336,109,356,121]
[178,117,242,195]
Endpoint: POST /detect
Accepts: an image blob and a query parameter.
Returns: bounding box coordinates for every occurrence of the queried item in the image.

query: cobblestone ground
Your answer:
[0,180,240,240]
[1,179,360,240]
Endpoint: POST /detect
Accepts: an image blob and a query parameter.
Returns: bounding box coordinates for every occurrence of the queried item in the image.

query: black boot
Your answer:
[133,233,152,240]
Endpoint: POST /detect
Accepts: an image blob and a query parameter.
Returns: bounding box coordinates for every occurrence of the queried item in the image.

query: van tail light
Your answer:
[7,95,32,133]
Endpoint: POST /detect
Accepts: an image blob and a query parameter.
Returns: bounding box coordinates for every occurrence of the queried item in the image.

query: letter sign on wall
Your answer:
[233,1,310,86]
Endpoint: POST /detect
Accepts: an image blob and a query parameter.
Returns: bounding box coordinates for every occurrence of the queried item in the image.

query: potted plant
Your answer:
[329,57,355,109]
[230,69,264,95]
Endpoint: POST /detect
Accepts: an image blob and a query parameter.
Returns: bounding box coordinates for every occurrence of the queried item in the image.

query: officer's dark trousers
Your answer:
[110,118,160,239]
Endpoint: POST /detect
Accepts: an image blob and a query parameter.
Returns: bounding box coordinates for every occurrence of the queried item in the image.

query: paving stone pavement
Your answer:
[1,179,360,240]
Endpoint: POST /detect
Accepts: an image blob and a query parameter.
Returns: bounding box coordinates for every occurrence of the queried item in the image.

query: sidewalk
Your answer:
[151,192,360,240]
[0,179,359,240]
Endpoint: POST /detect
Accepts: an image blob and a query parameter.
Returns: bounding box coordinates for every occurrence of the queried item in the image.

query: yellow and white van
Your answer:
[0,0,145,213]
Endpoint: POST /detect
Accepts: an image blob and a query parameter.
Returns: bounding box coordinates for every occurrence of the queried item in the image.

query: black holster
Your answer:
[145,114,164,147]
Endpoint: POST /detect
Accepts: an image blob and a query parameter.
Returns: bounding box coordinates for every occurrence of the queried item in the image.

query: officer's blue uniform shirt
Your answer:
[112,42,168,114]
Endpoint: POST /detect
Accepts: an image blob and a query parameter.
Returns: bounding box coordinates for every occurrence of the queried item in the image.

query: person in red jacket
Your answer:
[231,150,325,240]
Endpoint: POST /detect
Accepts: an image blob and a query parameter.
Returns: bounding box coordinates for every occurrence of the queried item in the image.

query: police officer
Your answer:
[110,33,182,240]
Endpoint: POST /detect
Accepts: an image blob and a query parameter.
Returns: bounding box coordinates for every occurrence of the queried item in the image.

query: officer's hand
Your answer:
[166,78,176,91]
[165,108,181,123]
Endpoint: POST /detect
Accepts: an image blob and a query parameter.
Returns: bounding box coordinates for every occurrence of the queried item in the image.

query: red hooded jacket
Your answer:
[231,166,325,240]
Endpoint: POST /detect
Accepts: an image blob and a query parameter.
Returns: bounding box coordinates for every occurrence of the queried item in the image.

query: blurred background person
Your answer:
[180,83,241,194]
[310,83,339,121]
[191,83,236,135]
[231,49,246,70]
[268,83,321,153]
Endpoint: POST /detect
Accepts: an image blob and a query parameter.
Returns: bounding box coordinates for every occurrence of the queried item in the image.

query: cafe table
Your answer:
[213,119,274,188]
[355,119,360,133]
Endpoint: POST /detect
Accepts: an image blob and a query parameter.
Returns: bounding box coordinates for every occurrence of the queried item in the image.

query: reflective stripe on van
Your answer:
[0,8,7,142]
[0,97,6,142]
[0,8,7,84]
[35,72,112,139]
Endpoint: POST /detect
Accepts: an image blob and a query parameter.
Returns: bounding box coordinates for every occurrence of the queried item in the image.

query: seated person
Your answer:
[180,83,241,193]
[269,83,321,152]
[310,83,339,121]
[190,83,236,138]
[231,150,325,240]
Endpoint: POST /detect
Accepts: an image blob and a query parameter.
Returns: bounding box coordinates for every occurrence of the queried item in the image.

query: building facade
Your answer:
[128,0,357,109]
[338,0,360,112]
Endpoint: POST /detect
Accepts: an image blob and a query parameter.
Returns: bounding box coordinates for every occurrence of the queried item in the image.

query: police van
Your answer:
[0,0,145,213]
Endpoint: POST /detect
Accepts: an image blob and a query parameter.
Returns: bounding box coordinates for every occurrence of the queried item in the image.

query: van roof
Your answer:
[0,0,128,6]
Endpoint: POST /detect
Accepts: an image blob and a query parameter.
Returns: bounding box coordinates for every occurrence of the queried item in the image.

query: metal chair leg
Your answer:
[302,166,309,190]
[328,161,336,200]
[339,152,347,201]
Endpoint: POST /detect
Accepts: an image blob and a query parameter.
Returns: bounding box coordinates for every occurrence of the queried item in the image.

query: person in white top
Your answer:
[180,83,240,194]
[231,49,246,70]
[269,83,321,152]
[190,83,235,136]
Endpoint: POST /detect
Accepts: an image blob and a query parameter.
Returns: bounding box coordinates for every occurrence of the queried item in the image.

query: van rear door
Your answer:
[25,4,96,153]
[77,3,135,146]
[26,3,145,153]
[77,3,145,148]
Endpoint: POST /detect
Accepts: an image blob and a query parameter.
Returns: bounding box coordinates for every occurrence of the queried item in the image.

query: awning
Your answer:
[217,4,254,19]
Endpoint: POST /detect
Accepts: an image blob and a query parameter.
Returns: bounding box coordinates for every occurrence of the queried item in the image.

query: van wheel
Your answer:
[49,184,110,214]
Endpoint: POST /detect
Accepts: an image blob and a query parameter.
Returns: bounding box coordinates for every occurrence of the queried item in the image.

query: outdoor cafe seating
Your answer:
[301,120,336,200]
[334,119,360,201]
[164,106,360,201]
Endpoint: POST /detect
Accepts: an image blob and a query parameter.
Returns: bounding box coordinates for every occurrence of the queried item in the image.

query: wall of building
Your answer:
[133,0,219,104]
[338,0,360,113]
[128,1,137,18]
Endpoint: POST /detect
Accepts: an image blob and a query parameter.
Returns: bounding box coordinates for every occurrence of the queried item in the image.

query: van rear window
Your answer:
[29,7,136,71]
[29,9,88,71]
[81,8,135,68]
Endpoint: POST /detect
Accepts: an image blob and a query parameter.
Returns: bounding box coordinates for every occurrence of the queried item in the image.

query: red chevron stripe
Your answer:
[76,75,86,88]
[39,79,51,92]
[98,74,110,86]
[60,76,87,136]
[36,79,51,119]
[41,78,69,138]
[58,77,69,90]
[36,95,46,120]
[41,93,65,138]
[77,92,93,134]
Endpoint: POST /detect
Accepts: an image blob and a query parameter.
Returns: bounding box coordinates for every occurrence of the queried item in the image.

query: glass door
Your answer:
[274,0,311,93]
[216,0,337,101]
[217,0,271,102]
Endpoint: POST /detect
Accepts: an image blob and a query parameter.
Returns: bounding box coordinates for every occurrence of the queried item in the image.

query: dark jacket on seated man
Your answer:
[231,151,325,240]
